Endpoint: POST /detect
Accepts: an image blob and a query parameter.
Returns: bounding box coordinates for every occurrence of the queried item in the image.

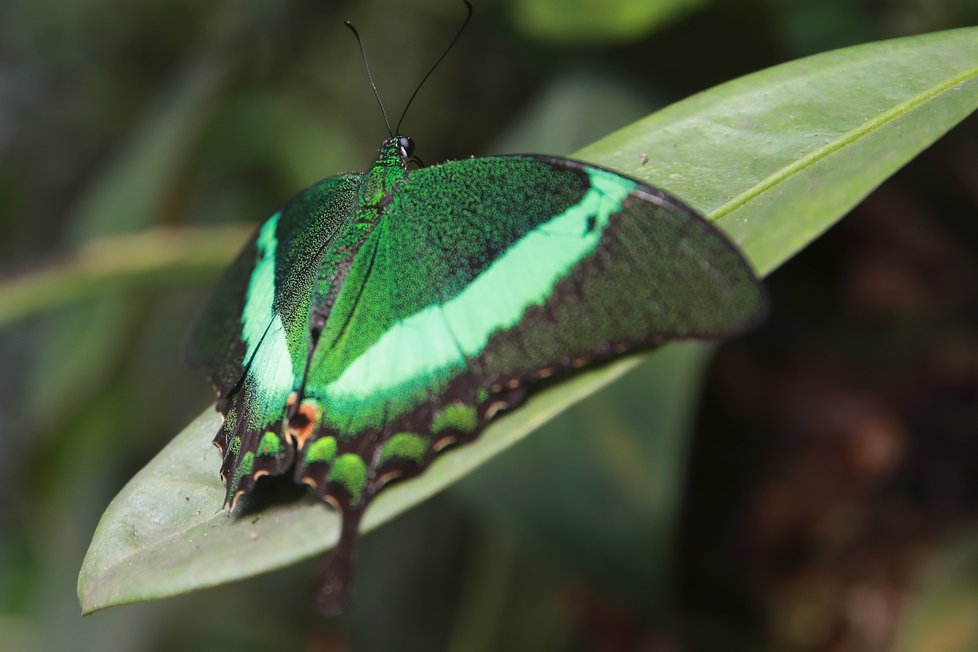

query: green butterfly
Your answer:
[185,6,765,615]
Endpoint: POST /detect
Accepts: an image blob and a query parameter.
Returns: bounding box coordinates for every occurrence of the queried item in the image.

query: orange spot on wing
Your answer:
[322,494,341,512]
[485,400,509,420]
[230,488,246,510]
[377,470,403,487]
[433,435,457,452]
[286,399,322,448]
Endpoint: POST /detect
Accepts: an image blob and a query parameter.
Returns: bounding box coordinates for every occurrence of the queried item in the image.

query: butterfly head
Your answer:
[396,136,415,159]
[382,135,423,169]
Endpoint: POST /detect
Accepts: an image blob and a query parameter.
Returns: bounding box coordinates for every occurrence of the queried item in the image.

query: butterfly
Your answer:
[184,3,766,614]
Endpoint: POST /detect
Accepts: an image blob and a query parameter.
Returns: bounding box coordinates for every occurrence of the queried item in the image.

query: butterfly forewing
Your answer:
[292,154,764,508]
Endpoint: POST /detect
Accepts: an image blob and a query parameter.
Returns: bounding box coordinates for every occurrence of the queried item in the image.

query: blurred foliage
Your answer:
[1,1,977,651]
[510,0,710,44]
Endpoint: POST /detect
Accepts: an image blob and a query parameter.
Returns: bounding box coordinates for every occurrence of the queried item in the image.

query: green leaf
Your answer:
[577,26,978,276]
[24,53,231,433]
[79,27,978,614]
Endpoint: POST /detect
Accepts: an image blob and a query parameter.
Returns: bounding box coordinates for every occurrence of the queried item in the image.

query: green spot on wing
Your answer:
[257,432,282,457]
[304,437,337,464]
[380,433,428,463]
[231,451,254,493]
[223,408,238,432]
[327,454,367,504]
[431,404,477,434]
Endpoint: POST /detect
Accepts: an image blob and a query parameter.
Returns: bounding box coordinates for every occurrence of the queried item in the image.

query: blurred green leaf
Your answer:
[489,69,653,156]
[510,0,709,44]
[455,342,711,610]
[79,27,978,613]
[0,225,250,327]
[65,56,229,242]
[25,52,231,430]
[893,531,978,652]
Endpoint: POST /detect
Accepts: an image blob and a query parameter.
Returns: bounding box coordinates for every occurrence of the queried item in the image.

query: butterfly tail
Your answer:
[314,503,365,615]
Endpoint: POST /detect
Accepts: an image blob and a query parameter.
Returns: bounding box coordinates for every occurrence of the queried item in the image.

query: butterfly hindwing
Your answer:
[184,173,361,503]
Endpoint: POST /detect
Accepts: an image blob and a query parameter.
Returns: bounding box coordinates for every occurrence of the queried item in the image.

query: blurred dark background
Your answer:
[1,0,976,650]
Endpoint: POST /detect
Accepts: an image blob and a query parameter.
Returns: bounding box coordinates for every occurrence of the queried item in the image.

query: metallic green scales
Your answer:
[311,167,633,432]
[185,135,766,614]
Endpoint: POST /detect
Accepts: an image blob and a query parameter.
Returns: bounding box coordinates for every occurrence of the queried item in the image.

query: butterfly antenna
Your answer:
[395,0,473,134]
[345,20,393,137]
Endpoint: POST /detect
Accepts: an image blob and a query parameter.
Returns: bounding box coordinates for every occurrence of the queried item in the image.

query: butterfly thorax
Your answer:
[306,138,410,362]
[359,137,410,212]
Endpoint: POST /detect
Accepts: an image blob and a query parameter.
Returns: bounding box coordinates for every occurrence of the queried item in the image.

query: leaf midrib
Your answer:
[709,63,978,222]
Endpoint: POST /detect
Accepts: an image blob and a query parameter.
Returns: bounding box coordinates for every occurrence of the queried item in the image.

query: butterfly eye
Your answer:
[397,136,415,158]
